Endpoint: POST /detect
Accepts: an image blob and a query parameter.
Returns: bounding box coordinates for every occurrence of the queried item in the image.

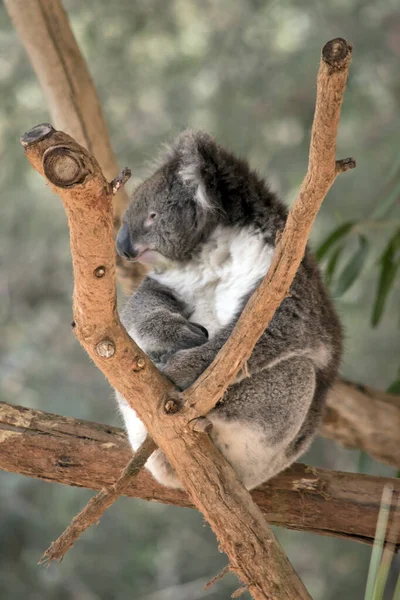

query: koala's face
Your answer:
[117,166,204,266]
[116,131,219,266]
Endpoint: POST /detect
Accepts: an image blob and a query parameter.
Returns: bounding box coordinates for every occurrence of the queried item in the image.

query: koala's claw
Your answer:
[189,322,209,339]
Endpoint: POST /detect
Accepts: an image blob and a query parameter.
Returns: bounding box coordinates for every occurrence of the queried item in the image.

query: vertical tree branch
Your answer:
[5,0,145,292]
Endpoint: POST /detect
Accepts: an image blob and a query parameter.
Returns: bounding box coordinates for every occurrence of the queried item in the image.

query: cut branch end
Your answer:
[111,167,132,194]
[20,122,55,147]
[322,37,352,69]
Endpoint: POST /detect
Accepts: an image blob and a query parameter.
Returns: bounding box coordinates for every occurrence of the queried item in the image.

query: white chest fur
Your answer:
[151,225,274,337]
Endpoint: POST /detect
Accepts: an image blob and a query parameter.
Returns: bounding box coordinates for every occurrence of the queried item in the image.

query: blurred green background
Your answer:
[1,1,400,599]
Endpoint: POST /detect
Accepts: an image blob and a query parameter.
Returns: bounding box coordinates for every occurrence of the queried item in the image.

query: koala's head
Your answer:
[116,131,221,267]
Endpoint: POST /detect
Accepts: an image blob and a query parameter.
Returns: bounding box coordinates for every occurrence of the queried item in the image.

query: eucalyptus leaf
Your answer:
[371,229,400,327]
[333,235,369,297]
[316,221,355,262]
[386,379,400,395]
[324,244,345,288]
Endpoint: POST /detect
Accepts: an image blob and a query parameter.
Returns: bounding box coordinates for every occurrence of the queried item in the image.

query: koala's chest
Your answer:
[152,227,274,338]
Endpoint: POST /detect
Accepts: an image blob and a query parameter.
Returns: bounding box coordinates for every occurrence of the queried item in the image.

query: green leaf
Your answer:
[316,221,354,262]
[371,229,400,327]
[387,379,400,395]
[333,235,369,297]
[324,244,345,288]
[364,486,393,600]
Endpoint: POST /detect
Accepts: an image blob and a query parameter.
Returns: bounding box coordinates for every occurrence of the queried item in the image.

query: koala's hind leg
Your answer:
[208,356,319,490]
[122,357,320,491]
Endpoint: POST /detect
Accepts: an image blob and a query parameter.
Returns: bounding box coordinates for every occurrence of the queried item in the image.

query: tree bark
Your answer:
[322,380,400,468]
[1,401,399,550]
[4,0,145,292]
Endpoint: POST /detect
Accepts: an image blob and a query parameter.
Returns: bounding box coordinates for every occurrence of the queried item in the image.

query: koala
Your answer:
[115,130,342,491]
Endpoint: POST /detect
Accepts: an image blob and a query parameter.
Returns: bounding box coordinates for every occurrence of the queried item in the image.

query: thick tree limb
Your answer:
[323,380,400,468]
[20,130,310,600]
[183,38,355,417]
[5,0,145,292]
[18,36,354,600]
[1,401,399,550]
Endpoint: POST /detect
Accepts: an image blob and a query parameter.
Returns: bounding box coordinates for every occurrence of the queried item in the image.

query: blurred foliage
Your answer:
[0,0,400,599]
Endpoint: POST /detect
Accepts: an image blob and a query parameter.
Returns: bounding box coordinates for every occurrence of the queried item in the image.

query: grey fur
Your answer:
[115,130,343,490]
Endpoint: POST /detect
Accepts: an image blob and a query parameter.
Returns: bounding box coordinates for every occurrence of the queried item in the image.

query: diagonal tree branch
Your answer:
[38,435,157,565]
[183,38,355,417]
[1,401,399,550]
[4,0,145,292]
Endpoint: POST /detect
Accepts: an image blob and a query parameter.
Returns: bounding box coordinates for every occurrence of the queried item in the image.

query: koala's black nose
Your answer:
[116,223,137,259]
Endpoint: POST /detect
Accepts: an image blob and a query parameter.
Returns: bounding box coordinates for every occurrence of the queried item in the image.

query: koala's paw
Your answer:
[176,322,208,351]
[158,347,207,390]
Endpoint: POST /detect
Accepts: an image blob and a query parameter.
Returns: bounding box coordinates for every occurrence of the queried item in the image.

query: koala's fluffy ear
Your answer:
[173,130,218,212]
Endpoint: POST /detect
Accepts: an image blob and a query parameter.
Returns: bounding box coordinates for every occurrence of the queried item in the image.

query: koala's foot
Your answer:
[146,448,183,489]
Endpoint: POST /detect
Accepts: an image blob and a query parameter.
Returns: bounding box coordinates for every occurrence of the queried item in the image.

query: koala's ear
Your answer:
[173,130,218,212]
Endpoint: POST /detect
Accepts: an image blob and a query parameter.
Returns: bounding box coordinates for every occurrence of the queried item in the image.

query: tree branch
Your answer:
[5,0,145,292]
[1,401,399,550]
[38,435,157,565]
[323,380,400,468]
[183,38,355,417]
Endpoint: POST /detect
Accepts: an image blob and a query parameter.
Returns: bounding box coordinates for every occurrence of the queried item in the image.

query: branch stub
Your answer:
[336,157,356,173]
[96,340,115,358]
[94,266,106,278]
[164,397,181,414]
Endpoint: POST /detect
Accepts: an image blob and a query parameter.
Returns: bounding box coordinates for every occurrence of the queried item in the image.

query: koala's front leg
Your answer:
[159,328,230,389]
[121,276,208,362]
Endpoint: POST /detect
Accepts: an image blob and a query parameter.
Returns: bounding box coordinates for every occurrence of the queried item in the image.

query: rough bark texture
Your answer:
[184,38,355,416]
[323,380,400,468]
[4,0,145,292]
[21,125,311,600]
[1,401,399,550]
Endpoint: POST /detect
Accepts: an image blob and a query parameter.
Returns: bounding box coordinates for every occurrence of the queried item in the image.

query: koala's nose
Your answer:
[116,223,138,260]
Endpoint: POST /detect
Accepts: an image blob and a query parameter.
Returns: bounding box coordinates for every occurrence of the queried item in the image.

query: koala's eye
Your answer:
[144,211,158,228]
